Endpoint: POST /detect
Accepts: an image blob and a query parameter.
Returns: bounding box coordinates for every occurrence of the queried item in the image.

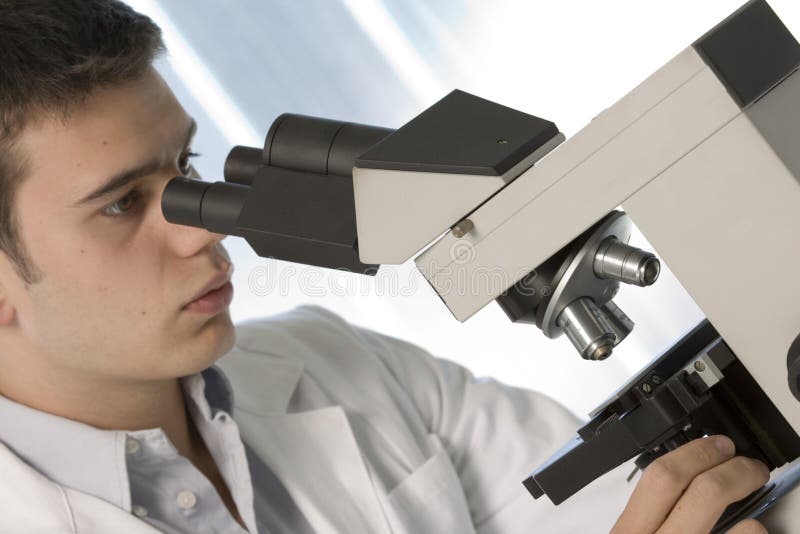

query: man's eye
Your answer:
[179,151,201,176]
[101,190,143,219]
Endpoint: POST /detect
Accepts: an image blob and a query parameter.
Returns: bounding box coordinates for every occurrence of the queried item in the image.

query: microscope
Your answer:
[162,0,800,530]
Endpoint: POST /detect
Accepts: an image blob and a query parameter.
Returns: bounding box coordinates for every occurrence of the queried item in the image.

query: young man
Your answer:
[0,1,774,533]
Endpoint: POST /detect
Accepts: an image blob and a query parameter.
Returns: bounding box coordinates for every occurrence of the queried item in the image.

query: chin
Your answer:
[215,316,237,358]
[181,313,237,375]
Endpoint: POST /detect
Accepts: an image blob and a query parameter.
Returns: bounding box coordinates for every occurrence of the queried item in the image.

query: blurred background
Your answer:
[128,0,799,418]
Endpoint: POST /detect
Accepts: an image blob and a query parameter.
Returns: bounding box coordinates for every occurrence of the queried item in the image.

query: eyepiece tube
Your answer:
[161,177,210,228]
[162,177,250,236]
[265,113,393,177]
[224,146,263,186]
[327,122,394,177]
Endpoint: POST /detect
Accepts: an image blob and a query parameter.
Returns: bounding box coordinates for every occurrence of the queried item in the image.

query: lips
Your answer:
[184,267,233,308]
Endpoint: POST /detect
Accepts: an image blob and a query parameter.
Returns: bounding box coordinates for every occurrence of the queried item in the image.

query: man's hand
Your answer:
[611,435,770,534]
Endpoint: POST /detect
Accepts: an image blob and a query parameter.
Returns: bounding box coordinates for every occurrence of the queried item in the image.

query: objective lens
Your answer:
[593,237,661,287]
[557,297,617,361]
[602,300,635,346]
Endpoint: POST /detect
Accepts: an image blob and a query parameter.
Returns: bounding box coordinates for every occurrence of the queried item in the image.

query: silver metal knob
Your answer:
[451,219,474,238]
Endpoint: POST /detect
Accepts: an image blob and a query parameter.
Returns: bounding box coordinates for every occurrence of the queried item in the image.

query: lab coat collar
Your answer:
[214,343,304,416]
[0,365,233,513]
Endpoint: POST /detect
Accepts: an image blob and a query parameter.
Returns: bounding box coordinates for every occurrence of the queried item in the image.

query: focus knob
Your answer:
[789,333,800,402]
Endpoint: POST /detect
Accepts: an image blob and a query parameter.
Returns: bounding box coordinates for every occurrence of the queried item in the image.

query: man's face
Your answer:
[0,68,236,384]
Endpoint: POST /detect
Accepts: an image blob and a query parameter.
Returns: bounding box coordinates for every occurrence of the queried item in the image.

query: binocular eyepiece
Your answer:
[161,114,392,274]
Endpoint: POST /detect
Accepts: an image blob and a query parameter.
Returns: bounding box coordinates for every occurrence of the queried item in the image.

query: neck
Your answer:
[0,354,198,461]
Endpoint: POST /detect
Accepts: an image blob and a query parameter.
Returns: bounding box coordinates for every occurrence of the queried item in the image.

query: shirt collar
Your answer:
[0,365,234,511]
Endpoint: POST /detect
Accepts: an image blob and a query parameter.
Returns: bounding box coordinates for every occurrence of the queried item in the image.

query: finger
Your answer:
[611,436,736,534]
[726,519,768,534]
[656,456,770,534]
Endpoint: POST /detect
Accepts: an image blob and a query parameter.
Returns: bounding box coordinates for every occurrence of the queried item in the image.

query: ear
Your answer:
[0,287,14,327]
[0,256,18,326]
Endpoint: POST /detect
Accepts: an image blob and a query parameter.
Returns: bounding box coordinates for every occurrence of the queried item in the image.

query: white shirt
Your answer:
[0,367,259,533]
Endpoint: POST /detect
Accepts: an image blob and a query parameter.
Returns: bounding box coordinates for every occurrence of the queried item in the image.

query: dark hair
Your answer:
[0,0,165,285]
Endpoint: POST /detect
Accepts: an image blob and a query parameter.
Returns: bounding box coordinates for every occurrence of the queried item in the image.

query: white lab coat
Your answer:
[0,304,796,533]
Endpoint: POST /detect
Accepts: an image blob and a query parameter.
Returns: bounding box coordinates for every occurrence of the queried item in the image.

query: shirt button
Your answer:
[125,438,141,455]
[177,490,197,510]
[132,505,148,517]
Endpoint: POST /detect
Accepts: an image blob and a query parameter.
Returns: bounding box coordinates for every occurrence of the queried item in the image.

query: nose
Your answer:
[163,216,229,260]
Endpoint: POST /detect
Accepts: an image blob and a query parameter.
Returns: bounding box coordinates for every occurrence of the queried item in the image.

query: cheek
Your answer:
[43,239,166,326]
[20,213,180,351]
[22,259,171,376]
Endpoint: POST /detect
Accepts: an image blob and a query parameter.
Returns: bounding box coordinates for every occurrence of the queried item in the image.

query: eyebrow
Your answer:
[73,118,197,207]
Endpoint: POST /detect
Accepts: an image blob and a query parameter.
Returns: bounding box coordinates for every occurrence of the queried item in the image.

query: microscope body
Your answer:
[161,0,800,529]
[351,2,800,526]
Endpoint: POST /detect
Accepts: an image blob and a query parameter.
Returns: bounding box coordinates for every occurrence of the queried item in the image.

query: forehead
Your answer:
[16,69,190,201]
